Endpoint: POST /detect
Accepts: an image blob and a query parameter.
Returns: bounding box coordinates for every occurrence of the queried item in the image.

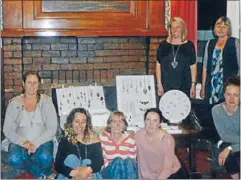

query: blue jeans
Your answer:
[8,141,54,178]
[101,157,138,179]
[57,154,102,179]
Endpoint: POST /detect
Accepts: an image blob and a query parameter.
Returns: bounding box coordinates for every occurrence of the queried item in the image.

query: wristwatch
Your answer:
[227,146,233,151]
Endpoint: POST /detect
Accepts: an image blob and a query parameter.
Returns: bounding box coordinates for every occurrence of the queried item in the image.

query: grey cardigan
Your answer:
[3,94,58,148]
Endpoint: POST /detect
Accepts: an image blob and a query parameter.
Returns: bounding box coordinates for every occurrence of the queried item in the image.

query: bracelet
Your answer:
[191,81,197,84]
[157,83,162,88]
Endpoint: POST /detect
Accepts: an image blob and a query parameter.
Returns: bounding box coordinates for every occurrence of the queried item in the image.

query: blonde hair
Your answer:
[105,111,128,133]
[214,16,232,37]
[167,17,188,42]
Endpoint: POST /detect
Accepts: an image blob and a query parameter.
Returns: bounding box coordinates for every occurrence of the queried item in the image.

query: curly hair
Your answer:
[64,108,93,144]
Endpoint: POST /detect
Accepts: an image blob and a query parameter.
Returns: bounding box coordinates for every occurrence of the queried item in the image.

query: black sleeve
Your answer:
[55,138,73,179]
[156,42,164,64]
[89,143,104,173]
[188,41,197,65]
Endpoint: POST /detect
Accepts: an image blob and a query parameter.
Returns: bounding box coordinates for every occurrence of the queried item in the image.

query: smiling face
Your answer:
[109,114,126,135]
[72,112,87,136]
[215,22,230,39]
[144,111,161,134]
[23,74,40,96]
[224,85,240,109]
[170,21,183,39]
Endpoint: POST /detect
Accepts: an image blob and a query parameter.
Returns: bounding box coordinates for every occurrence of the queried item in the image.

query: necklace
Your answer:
[171,44,181,68]
[76,144,88,159]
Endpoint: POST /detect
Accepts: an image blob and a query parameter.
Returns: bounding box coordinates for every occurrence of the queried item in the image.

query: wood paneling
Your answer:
[2,0,167,37]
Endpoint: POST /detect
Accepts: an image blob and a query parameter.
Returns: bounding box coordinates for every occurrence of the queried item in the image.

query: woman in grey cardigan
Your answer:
[3,71,57,179]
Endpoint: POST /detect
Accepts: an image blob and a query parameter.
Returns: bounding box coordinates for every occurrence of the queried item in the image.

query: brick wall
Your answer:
[2,36,164,112]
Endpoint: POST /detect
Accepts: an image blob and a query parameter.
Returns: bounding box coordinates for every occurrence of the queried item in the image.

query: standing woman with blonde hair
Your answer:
[156,17,197,98]
[200,16,239,105]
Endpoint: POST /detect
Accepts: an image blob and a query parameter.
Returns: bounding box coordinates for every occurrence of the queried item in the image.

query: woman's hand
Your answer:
[23,141,31,149]
[200,86,205,98]
[190,84,196,98]
[71,166,93,179]
[157,86,164,96]
[28,144,37,154]
[218,148,231,166]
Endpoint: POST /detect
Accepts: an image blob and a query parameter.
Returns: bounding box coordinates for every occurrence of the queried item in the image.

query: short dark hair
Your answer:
[224,76,240,93]
[144,108,163,123]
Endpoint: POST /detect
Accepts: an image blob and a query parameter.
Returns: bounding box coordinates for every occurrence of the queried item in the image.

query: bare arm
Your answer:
[156,61,162,85]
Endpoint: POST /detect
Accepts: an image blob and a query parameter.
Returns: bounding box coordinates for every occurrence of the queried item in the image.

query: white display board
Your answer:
[56,86,110,128]
[116,75,156,128]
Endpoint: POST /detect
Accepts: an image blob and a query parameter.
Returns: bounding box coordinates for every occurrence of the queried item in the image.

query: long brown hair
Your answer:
[23,71,41,103]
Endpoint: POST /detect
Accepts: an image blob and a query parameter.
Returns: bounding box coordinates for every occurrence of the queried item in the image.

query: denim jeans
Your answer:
[57,154,102,179]
[8,141,54,178]
[101,157,138,179]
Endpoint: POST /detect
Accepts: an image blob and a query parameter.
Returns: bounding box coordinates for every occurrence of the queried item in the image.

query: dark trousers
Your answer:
[168,166,189,179]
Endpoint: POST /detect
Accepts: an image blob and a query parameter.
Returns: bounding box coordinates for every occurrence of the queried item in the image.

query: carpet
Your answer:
[1,148,230,179]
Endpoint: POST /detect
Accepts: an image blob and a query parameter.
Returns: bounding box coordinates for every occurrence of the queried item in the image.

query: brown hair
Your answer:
[23,71,41,103]
[105,111,128,133]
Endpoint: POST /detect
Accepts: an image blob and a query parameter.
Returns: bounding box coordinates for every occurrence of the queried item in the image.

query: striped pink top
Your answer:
[135,128,181,179]
[99,131,137,168]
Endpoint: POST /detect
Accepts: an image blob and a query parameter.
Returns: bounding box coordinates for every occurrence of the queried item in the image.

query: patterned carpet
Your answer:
[1,148,230,179]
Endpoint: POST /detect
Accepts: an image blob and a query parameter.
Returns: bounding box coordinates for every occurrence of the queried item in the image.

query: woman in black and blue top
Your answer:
[201,16,239,105]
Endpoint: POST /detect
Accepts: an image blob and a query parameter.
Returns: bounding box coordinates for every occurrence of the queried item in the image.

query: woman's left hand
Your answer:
[28,144,37,154]
[190,84,196,98]
[218,148,231,166]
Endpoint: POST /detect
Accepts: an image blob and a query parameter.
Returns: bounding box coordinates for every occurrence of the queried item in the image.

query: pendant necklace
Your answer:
[171,44,181,68]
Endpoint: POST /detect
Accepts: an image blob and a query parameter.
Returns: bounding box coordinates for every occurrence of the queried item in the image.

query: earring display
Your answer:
[116,75,156,129]
[56,85,110,128]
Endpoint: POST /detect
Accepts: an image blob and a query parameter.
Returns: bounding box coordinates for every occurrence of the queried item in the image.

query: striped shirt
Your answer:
[99,131,137,168]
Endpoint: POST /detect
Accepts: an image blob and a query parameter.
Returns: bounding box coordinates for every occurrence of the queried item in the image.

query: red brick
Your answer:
[150,38,159,43]
[4,65,13,72]
[59,71,66,81]
[103,56,121,62]
[3,39,12,45]
[93,63,111,69]
[13,65,22,72]
[66,71,73,80]
[104,43,120,49]
[14,86,23,92]
[24,64,42,71]
[150,44,159,50]
[43,64,60,70]
[101,70,107,83]
[4,79,13,86]
[128,50,146,56]
[13,51,22,58]
[4,58,22,65]
[94,70,100,83]
[34,58,51,64]
[111,63,129,69]
[23,58,32,64]
[12,38,22,44]
[4,72,22,79]
[3,45,21,51]
[14,79,23,86]
[4,51,12,58]
[73,71,79,80]
[87,70,94,80]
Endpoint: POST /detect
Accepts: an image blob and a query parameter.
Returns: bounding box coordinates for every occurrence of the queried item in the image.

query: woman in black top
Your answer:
[156,17,197,98]
[55,108,104,179]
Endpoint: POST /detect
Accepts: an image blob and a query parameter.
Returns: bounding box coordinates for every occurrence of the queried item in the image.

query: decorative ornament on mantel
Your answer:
[165,0,171,30]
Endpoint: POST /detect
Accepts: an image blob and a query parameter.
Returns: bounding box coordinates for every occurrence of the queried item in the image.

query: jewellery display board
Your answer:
[56,86,110,128]
[116,75,157,128]
[159,90,191,124]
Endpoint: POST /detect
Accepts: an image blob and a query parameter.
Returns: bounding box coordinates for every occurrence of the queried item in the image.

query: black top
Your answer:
[157,40,196,95]
[55,137,104,178]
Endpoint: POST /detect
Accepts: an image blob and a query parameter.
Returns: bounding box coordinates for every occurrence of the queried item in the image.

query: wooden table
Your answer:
[170,124,201,173]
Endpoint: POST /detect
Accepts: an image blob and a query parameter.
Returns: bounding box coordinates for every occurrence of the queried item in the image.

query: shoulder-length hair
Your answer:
[214,16,232,37]
[64,108,93,144]
[167,17,188,42]
[105,111,128,133]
